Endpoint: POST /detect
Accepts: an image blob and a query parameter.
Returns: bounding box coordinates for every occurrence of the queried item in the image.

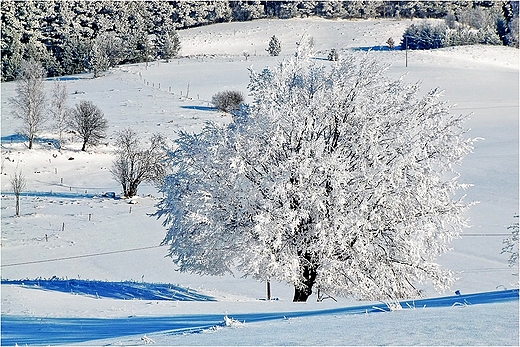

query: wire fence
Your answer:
[1,244,166,268]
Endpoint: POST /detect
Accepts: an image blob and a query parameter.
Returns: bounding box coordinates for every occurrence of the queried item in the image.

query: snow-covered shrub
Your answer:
[402,22,447,50]
[141,335,155,344]
[386,37,395,50]
[459,7,488,30]
[224,315,245,327]
[502,215,519,267]
[266,35,282,56]
[295,35,314,59]
[404,21,502,50]
[445,12,457,29]
[157,52,475,303]
[328,48,339,61]
[212,90,244,113]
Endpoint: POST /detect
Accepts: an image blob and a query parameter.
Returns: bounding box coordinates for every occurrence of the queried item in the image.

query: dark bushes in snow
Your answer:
[212,90,244,113]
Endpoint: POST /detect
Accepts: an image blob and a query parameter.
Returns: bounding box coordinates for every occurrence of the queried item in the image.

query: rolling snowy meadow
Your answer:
[1,17,519,345]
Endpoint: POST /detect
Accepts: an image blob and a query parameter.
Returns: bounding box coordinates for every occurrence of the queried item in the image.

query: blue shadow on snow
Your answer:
[1,288,518,346]
[1,191,112,199]
[46,76,81,81]
[1,134,60,149]
[1,278,215,302]
[351,45,395,52]
[181,105,218,111]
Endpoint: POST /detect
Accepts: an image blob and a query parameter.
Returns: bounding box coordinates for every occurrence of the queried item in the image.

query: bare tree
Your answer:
[11,169,26,217]
[111,128,168,198]
[9,59,47,149]
[50,79,68,152]
[67,100,108,151]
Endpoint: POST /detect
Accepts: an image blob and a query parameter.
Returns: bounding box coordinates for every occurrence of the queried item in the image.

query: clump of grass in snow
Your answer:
[224,315,245,327]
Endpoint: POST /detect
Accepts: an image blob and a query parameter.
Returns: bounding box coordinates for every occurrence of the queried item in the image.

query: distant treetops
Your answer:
[2,1,517,82]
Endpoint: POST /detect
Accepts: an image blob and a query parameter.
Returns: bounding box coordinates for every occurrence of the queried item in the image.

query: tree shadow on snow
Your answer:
[1,134,60,149]
[181,105,218,112]
[1,278,216,301]
[351,45,399,52]
[46,76,85,82]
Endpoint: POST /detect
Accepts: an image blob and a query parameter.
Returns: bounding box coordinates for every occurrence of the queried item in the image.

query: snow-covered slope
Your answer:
[1,18,518,345]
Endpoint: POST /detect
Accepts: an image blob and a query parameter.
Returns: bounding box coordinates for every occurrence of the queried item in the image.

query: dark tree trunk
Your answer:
[128,181,138,198]
[122,183,137,198]
[293,263,317,302]
[15,193,20,216]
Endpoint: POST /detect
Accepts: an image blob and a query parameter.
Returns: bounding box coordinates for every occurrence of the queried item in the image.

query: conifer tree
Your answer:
[266,35,282,56]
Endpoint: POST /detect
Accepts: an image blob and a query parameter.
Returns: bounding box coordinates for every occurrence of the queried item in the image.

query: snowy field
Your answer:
[1,18,518,345]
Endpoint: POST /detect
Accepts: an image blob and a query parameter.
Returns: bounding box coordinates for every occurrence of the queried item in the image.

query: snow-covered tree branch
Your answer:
[157,52,475,302]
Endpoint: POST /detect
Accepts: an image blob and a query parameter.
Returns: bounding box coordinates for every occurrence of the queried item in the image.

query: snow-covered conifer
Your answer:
[89,41,110,78]
[266,35,282,56]
[157,51,475,302]
[157,30,181,62]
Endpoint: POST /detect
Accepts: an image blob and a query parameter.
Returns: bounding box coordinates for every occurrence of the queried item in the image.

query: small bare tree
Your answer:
[111,128,168,198]
[50,79,68,152]
[9,59,47,149]
[328,48,339,61]
[67,100,108,151]
[11,169,26,217]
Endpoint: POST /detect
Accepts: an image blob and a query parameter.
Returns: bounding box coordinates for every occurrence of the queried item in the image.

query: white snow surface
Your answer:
[1,18,518,345]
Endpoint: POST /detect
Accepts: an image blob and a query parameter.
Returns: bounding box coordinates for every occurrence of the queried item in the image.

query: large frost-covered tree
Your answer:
[157,52,474,302]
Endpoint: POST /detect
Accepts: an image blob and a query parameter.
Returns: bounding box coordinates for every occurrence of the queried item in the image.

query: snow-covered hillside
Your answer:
[1,18,518,345]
